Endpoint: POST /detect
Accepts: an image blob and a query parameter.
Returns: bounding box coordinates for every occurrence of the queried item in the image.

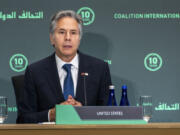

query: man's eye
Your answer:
[71,31,77,35]
[58,31,65,34]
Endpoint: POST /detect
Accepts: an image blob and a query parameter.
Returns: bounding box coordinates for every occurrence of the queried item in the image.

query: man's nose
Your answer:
[65,32,71,40]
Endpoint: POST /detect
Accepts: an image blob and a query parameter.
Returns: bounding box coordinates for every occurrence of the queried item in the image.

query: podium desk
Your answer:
[0,123,180,135]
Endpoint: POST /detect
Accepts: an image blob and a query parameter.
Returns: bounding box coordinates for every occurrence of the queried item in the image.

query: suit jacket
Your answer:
[17,51,112,123]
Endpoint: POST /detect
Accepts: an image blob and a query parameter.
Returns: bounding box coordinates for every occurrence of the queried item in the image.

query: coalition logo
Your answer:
[77,7,95,26]
[144,53,163,71]
[9,53,28,72]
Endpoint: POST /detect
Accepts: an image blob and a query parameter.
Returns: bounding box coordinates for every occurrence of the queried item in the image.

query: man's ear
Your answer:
[50,34,54,45]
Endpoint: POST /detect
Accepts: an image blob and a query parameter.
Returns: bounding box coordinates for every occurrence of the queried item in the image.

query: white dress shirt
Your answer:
[55,53,79,97]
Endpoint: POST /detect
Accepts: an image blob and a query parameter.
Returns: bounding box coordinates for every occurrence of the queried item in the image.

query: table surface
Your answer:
[1,123,180,129]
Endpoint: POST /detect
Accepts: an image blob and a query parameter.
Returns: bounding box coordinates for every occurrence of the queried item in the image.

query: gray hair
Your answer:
[49,10,83,39]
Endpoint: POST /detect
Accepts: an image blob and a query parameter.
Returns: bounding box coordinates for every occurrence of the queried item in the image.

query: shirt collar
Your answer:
[55,53,79,70]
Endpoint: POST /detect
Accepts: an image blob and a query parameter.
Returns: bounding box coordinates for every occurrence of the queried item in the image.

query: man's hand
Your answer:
[60,95,82,106]
[49,95,82,121]
[49,108,55,122]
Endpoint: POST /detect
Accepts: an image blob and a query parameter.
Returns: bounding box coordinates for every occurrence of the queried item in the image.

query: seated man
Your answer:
[17,10,112,123]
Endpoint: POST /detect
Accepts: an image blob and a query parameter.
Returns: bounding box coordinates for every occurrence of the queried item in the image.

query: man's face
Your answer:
[50,17,80,60]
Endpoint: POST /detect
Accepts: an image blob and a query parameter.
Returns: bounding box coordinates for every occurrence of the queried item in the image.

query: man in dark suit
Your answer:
[17,10,111,123]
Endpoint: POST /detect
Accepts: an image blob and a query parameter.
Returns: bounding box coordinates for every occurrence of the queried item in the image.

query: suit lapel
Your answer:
[45,53,65,102]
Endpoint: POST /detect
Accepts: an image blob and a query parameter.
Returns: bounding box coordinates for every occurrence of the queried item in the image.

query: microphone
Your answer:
[81,72,88,106]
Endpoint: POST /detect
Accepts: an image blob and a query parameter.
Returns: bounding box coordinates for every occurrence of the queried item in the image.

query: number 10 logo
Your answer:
[9,54,28,72]
[144,53,163,71]
[77,7,95,26]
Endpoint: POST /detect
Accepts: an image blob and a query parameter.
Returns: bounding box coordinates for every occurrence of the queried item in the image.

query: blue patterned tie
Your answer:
[63,64,74,100]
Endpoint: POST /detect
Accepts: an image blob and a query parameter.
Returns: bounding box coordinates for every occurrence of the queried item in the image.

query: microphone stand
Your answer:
[81,72,88,106]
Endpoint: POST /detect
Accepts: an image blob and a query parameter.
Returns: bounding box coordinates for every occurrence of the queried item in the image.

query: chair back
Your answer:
[11,75,24,106]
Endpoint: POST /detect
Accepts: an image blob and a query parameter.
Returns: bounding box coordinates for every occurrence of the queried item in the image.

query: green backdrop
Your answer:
[0,0,180,123]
